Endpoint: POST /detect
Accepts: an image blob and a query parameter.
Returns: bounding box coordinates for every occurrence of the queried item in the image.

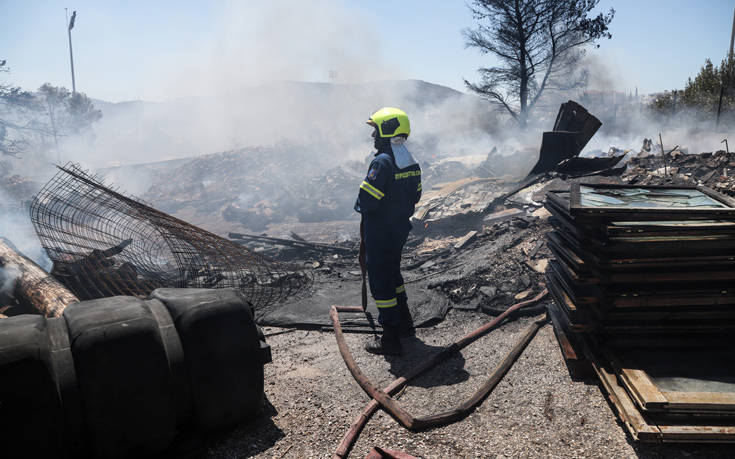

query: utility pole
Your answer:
[66,9,77,93]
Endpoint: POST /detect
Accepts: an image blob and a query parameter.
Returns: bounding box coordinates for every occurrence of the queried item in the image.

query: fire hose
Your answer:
[330,288,548,458]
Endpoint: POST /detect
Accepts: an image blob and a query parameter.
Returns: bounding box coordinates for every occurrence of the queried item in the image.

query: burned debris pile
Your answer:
[425,217,550,315]
[136,147,368,232]
[30,163,310,309]
[229,231,357,261]
[545,182,735,443]
[623,147,735,196]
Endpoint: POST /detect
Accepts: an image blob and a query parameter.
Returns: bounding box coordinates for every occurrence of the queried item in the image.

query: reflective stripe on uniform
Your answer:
[375,297,398,308]
[360,180,385,200]
[395,284,405,294]
[395,170,421,180]
[417,182,422,192]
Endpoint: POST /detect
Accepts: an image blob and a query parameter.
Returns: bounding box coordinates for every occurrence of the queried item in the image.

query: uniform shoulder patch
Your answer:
[367,168,378,180]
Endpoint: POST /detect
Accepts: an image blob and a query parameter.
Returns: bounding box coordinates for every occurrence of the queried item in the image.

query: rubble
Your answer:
[623,148,735,195]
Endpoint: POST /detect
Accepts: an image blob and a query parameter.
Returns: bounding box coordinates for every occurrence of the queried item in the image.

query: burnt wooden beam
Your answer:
[0,238,79,317]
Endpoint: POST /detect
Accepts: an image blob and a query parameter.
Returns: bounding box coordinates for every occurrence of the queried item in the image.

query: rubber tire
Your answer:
[64,296,177,458]
[0,315,64,458]
[150,288,264,432]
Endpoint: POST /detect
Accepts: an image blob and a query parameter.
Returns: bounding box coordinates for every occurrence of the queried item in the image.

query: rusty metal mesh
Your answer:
[30,163,311,309]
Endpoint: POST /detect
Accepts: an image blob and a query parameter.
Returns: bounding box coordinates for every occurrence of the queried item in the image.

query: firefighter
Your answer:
[355,107,422,355]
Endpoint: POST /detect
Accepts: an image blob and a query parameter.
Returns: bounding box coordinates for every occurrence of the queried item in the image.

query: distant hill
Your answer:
[78,79,499,169]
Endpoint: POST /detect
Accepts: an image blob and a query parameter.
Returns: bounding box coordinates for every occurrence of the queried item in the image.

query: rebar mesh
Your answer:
[30,163,311,309]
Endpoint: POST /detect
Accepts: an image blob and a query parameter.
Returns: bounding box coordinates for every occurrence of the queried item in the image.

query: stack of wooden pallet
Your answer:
[545,182,735,443]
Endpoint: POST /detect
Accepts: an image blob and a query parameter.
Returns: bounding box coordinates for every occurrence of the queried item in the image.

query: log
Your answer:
[0,238,79,317]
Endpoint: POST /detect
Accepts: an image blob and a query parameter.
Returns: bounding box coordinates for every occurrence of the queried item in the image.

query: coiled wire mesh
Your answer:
[30,163,311,309]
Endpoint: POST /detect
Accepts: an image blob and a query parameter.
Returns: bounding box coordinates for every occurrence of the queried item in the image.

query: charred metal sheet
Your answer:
[552,100,603,148]
[529,131,581,175]
[528,100,602,176]
[30,163,311,309]
[555,153,627,177]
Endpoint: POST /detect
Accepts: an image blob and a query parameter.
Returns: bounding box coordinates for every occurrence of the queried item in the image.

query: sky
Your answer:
[1,0,735,102]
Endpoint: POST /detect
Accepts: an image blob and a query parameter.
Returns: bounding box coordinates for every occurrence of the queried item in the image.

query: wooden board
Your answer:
[547,302,592,379]
[545,270,597,330]
[608,347,735,415]
[584,339,735,443]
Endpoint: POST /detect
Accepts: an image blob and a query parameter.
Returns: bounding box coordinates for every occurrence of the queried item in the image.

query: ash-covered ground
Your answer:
[174,144,734,457]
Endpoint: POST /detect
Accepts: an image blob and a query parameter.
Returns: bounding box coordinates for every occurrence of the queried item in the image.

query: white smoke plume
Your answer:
[43,1,509,181]
[0,187,52,271]
[0,264,21,298]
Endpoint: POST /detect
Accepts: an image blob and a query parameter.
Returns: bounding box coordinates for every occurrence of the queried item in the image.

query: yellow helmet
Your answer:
[366,107,410,138]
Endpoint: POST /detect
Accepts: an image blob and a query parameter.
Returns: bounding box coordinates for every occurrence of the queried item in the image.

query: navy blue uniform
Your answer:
[355,144,421,328]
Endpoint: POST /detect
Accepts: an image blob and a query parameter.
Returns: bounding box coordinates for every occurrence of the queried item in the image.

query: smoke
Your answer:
[0,264,20,298]
[46,0,513,191]
[515,52,735,159]
[0,186,52,271]
[14,2,730,229]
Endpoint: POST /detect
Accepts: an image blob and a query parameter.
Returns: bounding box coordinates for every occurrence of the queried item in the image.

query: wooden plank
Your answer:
[547,302,580,361]
[582,339,662,442]
[605,255,735,271]
[609,270,735,284]
[606,221,735,238]
[453,230,477,250]
[658,425,735,443]
[697,184,735,208]
[549,252,600,285]
[604,308,735,322]
[603,347,668,411]
[611,289,735,309]
[661,391,735,413]
[547,302,592,379]
[547,231,588,273]
[545,270,597,328]
[576,208,735,221]
[546,259,600,305]
[620,369,669,410]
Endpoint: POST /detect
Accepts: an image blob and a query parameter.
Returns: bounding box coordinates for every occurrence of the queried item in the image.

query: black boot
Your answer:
[397,296,415,338]
[364,327,402,355]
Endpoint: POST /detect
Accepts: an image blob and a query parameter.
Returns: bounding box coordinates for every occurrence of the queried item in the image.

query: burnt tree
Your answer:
[464,0,614,128]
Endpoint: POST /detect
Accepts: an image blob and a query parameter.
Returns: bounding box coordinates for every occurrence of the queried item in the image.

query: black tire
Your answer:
[150,288,264,432]
[0,315,64,458]
[63,296,177,457]
[46,316,87,457]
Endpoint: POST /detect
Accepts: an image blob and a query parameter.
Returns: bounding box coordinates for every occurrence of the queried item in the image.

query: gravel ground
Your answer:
[201,308,733,458]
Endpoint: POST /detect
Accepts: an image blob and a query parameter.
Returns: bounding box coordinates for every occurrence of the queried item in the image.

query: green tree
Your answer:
[651,56,735,120]
[464,0,614,128]
[680,58,721,111]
